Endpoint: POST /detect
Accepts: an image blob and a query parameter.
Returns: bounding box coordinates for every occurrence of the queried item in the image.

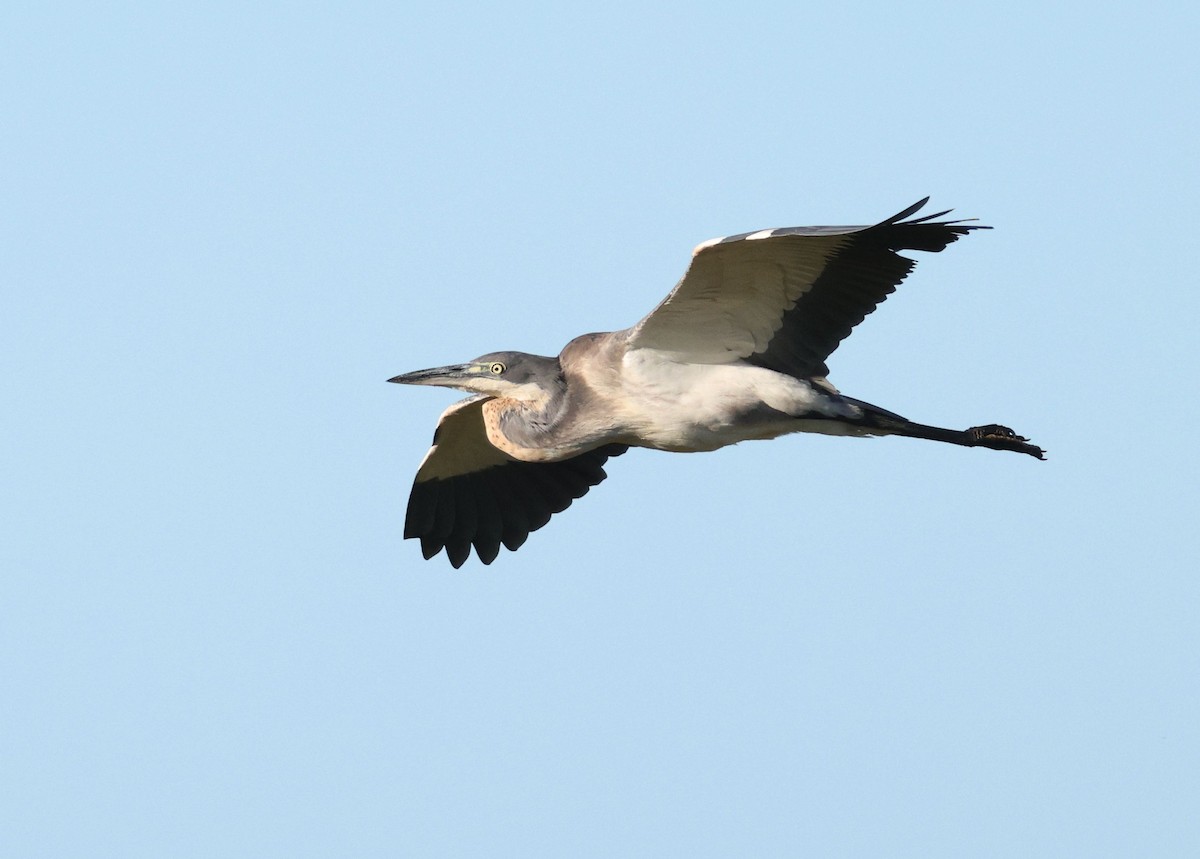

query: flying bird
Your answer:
[390,199,1043,567]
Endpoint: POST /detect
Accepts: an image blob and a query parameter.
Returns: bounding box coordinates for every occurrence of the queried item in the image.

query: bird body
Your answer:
[391,199,1044,567]
[611,346,862,452]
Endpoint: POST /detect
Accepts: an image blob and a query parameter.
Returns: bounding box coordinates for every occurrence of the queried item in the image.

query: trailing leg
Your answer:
[885,419,1045,459]
[842,397,1046,459]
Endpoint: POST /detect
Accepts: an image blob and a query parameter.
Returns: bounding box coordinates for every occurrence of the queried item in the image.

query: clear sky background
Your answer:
[3,4,1198,857]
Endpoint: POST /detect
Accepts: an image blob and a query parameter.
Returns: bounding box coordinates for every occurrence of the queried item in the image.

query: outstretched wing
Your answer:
[403,396,627,568]
[627,198,988,378]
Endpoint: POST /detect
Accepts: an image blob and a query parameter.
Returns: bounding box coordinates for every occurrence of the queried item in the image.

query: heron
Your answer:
[389,199,1044,567]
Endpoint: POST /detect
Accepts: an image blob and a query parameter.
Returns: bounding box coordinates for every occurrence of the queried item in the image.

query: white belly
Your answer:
[613,350,865,452]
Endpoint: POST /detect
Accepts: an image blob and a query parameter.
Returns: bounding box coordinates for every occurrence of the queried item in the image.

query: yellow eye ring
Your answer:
[489,362,506,375]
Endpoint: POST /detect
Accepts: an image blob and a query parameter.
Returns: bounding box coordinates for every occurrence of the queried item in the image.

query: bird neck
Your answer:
[482,383,576,462]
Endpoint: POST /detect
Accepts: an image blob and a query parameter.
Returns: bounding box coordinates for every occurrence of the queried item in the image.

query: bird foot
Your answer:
[968,423,1021,441]
[967,424,1046,460]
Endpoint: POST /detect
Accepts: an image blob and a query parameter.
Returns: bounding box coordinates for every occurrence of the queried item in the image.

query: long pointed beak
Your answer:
[387,364,472,386]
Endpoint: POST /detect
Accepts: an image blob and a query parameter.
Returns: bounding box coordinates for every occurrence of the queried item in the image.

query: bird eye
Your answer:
[489,362,506,375]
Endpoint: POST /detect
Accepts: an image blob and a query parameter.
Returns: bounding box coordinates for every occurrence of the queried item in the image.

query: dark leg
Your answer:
[839,396,1046,460]
[899,420,1046,459]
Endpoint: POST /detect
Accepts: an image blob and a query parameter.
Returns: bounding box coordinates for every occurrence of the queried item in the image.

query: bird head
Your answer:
[388,351,562,403]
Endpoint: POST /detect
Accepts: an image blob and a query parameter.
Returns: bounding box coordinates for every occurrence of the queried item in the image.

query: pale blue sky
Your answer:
[3,4,1198,856]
